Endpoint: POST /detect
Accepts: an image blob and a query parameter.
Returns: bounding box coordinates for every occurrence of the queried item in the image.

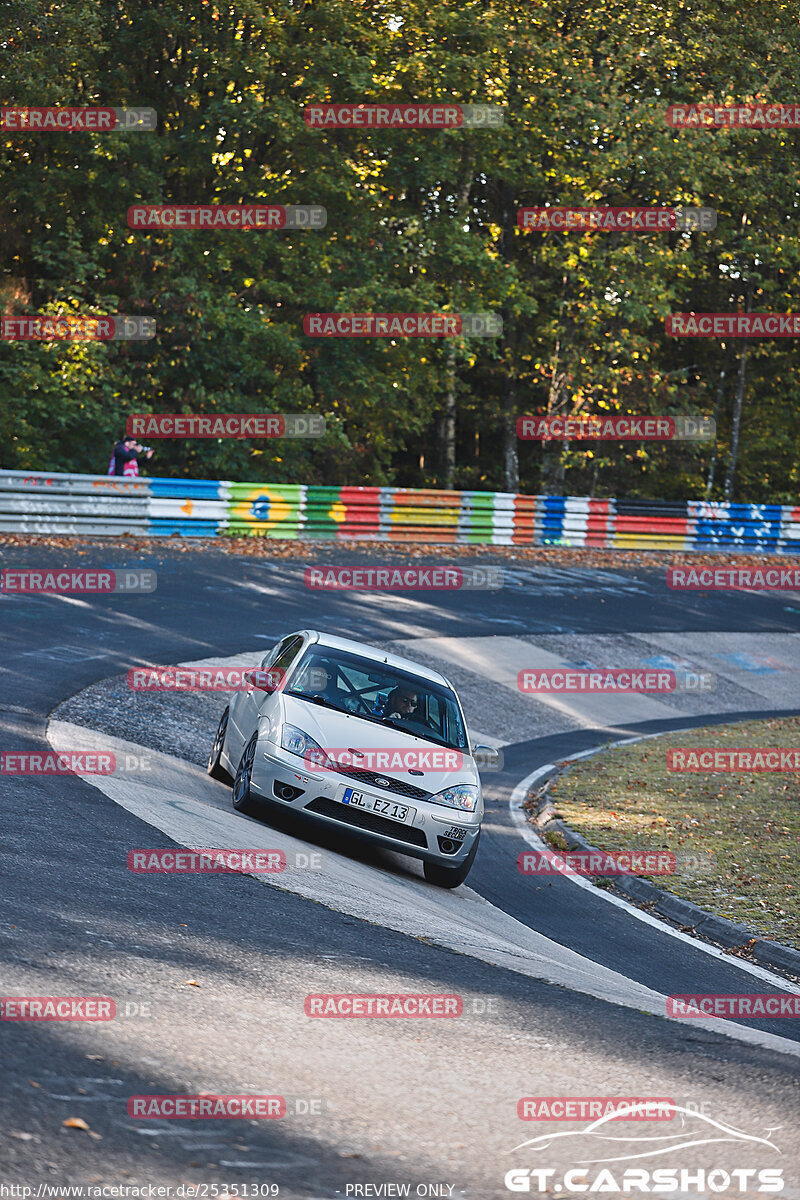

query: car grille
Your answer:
[304,797,428,847]
[329,764,432,801]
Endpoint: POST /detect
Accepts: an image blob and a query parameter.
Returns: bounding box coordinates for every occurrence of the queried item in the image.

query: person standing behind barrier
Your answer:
[108,434,153,477]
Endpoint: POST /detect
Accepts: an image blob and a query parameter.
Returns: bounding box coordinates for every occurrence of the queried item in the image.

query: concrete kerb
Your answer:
[525,732,800,981]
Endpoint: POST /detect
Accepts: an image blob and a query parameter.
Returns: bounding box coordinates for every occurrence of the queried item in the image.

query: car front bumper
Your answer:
[249,741,481,865]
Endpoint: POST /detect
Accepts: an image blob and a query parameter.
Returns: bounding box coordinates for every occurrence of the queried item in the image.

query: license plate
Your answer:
[341,787,414,824]
[441,825,467,842]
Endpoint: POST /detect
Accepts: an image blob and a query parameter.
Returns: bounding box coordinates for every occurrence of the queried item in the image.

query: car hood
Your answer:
[279,694,478,790]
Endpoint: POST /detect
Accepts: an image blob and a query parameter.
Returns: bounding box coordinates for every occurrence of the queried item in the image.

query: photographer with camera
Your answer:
[107,434,154,477]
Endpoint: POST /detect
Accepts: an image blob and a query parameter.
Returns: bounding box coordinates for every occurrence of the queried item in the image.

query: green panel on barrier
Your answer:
[227,483,304,538]
[461,492,496,544]
[303,486,346,538]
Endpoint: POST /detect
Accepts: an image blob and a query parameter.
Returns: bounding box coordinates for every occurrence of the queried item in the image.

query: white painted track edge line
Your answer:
[509,751,796,992]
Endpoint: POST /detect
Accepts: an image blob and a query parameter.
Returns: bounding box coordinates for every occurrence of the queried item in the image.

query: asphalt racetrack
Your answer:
[2,543,799,1198]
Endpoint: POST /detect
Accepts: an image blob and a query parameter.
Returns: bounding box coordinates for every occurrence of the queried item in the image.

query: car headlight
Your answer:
[429,783,479,812]
[280,724,326,764]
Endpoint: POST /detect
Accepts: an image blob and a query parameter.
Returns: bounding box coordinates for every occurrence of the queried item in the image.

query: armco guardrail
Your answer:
[0,469,799,552]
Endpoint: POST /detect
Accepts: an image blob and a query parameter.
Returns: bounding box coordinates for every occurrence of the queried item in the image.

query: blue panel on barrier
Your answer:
[148,518,223,536]
[692,519,782,547]
[147,477,224,500]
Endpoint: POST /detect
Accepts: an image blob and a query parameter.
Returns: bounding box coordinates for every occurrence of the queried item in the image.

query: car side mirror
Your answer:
[473,744,501,768]
[244,668,281,693]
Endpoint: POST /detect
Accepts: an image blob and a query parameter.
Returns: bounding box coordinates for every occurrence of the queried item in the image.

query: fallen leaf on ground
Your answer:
[62,1118,91,1132]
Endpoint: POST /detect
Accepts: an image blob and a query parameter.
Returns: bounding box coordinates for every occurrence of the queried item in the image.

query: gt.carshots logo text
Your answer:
[516,415,713,441]
[304,103,504,128]
[303,312,502,337]
[518,206,716,232]
[1,569,156,593]
[1,107,156,131]
[304,566,503,590]
[305,994,462,1017]
[128,667,284,691]
[128,205,326,229]
[518,850,676,876]
[668,566,800,590]
[127,1095,285,1119]
[1,997,115,1021]
[505,1104,784,1194]
[126,414,325,439]
[303,747,465,772]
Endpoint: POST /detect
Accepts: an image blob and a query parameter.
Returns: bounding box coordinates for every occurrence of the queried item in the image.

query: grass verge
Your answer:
[542,717,800,949]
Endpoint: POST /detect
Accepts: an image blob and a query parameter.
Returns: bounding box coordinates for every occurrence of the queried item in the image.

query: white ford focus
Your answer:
[207,629,497,887]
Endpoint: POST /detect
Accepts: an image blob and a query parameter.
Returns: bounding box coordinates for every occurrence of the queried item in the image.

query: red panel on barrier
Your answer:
[338,487,382,536]
[614,516,689,534]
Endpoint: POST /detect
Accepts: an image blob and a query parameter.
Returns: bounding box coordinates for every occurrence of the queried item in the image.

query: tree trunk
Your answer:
[723,341,749,502]
[442,342,456,490]
[704,344,732,499]
[723,278,754,502]
[439,158,473,489]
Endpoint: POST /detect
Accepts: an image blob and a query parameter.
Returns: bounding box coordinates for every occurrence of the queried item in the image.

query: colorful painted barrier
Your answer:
[0,468,798,553]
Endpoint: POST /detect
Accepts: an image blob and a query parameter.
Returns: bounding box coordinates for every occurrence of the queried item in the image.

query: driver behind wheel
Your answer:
[383,686,420,721]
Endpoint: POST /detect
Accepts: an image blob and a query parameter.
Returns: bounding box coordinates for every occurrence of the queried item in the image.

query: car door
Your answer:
[230,634,306,759]
[227,635,291,758]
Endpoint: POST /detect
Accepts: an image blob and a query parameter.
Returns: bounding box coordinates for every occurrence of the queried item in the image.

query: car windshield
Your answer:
[286,646,468,751]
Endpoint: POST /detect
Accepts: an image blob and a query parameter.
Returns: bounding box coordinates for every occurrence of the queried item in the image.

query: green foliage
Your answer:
[1,0,799,500]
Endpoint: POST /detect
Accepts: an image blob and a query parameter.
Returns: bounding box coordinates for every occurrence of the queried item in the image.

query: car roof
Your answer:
[293,629,452,688]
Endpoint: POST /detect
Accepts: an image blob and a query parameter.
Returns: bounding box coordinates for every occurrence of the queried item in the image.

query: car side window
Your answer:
[260,637,289,670]
[268,635,305,683]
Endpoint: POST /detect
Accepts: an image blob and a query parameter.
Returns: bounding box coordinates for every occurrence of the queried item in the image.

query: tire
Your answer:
[207,707,233,784]
[423,832,480,889]
[232,734,260,815]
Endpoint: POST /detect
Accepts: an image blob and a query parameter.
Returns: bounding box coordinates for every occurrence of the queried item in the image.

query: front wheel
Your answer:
[232,734,260,815]
[207,707,232,784]
[423,832,480,889]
